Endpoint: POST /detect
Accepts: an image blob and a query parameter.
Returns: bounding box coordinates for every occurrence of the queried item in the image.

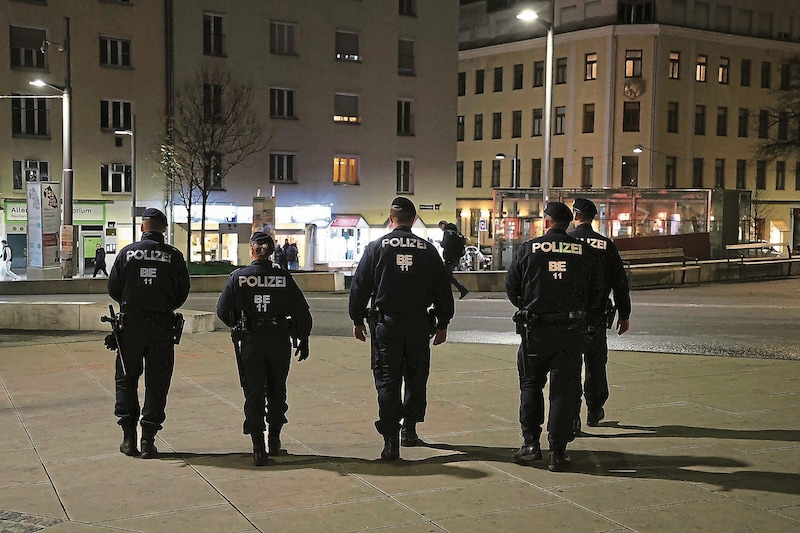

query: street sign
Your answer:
[479,218,487,232]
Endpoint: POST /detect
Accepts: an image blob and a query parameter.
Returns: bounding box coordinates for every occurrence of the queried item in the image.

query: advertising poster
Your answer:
[252,196,275,236]
[26,182,61,268]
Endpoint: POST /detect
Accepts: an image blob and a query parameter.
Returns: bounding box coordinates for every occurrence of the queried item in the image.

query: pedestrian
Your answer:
[505,202,602,472]
[92,243,108,278]
[106,208,190,459]
[349,197,455,460]
[216,232,313,466]
[274,243,287,270]
[0,240,20,281]
[569,198,631,431]
[438,220,470,299]
[285,241,299,271]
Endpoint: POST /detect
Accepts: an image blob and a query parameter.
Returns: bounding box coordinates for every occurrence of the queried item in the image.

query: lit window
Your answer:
[585,53,597,80]
[335,31,359,61]
[334,156,359,185]
[334,93,360,123]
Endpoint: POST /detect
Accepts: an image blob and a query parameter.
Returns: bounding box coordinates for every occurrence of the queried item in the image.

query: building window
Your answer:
[512,110,522,138]
[623,101,640,132]
[622,156,638,187]
[493,66,503,92]
[203,12,225,56]
[694,105,706,135]
[456,115,465,142]
[269,153,295,183]
[531,158,542,187]
[492,112,502,139]
[696,55,707,82]
[553,158,564,187]
[554,106,566,135]
[532,108,542,136]
[716,107,727,136]
[795,162,800,191]
[718,57,729,84]
[669,51,680,79]
[740,59,751,86]
[585,53,597,81]
[100,163,132,193]
[581,157,593,187]
[100,99,132,130]
[396,159,413,193]
[756,160,766,189]
[692,158,704,188]
[738,108,749,137]
[758,109,769,138]
[776,161,786,190]
[533,61,544,87]
[556,58,567,84]
[270,20,296,55]
[203,84,223,122]
[333,156,358,185]
[780,63,792,90]
[582,103,595,133]
[472,160,482,188]
[736,159,747,189]
[778,111,789,140]
[12,160,50,191]
[714,159,725,188]
[456,161,464,188]
[474,113,483,140]
[270,88,295,118]
[335,31,359,61]
[667,102,679,133]
[491,160,501,187]
[665,157,677,188]
[397,100,414,135]
[760,61,771,88]
[399,0,416,16]
[625,49,642,78]
[458,72,466,96]
[398,39,414,75]
[334,93,360,123]
[513,63,523,89]
[475,69,485,94]
[10,26,46,69]
[99,37,131,67]
[12,96,49,136]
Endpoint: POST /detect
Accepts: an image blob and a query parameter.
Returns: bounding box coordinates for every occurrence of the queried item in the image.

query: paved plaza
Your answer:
[1,326,799,532]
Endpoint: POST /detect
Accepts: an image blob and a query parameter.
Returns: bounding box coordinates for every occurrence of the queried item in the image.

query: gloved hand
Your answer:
[294,338,309,361]
[104,333,117,351]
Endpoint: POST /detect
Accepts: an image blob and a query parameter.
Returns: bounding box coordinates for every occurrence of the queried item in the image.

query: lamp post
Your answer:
[494,142,519,188]
[115,114,137,242]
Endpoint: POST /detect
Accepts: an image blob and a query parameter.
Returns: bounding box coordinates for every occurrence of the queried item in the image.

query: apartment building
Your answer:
[458,0,800,251]
[1,0,459,273]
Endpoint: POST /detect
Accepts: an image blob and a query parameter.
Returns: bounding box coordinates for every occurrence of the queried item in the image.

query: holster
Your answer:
[427,309,437,337]
[605,299,617,329]
[172,312,185,344]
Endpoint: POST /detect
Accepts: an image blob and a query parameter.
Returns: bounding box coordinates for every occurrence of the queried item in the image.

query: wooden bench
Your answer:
[619,247,700,285]
[725,242,792,263]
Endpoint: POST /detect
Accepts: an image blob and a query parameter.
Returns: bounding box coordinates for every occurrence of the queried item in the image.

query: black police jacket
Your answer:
[569,223,631,320]
[440,222,462,261]
[349,226,454,329]
[216,259,312,339]
[505,227,603,315]
[108,231,190,314]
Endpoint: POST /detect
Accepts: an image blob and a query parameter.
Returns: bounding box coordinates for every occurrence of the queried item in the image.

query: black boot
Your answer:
[252,432,268,466]
[268,425,282,456]
[548,450,571,472]
[119,423,140,457]
[512,442,542,466]
[140,428,158,460]
[400,420,420,447]
[573,413,582,437]
[586,407,605,427]
[380,432,400,460]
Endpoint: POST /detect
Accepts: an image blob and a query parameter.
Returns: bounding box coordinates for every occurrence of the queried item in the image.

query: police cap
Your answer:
[572,198,598,216]
[391,196,416,216]
[250,231,274,246]
[543,201,573,223]
[141,207,168,226]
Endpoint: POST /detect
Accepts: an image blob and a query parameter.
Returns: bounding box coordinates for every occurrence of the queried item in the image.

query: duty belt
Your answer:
[535,311,586,324]
[249,316,291,333]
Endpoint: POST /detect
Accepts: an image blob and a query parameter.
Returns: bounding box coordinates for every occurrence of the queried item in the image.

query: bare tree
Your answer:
[755,56,800,161]
[161,67,264,262]
[747,187,773,242]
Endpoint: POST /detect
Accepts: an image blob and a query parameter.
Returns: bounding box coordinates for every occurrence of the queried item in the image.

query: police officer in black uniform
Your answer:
[216,232,313,466]
[569,198,631,430]
[107,207,190,459]
[349,197,454,460]
[505,202,602,472]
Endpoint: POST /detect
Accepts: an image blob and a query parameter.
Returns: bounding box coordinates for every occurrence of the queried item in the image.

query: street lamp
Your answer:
[494,143,519,188]
[115,115,137,242]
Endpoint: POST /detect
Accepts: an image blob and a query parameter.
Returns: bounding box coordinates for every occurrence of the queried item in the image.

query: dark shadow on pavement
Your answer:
[587,422,800,443]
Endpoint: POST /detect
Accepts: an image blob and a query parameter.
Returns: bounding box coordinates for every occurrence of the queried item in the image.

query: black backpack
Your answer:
[448,229,466,258]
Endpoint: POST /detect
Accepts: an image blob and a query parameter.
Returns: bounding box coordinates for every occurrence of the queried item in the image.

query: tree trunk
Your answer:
[186,194,193,262]
[200,193,208,263]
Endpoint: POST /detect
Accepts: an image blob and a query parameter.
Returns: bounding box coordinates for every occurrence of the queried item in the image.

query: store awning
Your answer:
[772,220,790,232]
[329,215,368,228]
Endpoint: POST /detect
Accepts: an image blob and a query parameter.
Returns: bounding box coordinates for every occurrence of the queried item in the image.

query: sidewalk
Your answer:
[0,332,798,532]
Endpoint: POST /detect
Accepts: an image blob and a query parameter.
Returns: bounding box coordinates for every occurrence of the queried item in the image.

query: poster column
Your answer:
[26,182,62,279]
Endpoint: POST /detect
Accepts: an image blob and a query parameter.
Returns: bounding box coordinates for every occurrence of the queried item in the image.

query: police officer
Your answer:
[569,198,631,430]
[107,207,190,459]
[349,197,454,460]
[216,232,313,466]
[505,202,602,472]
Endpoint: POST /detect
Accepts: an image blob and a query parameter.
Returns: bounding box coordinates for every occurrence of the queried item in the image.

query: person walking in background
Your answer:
[274,243,287,270]
[438,220,469,299]
[0,240,20,281]
[216,232,313,466]
[93,243,108,278]
[349,197,454,460]
[285,241,299,271]
[569,198,631,431]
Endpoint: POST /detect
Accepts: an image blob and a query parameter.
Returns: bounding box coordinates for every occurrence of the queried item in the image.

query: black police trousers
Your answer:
[580,327,609,413]
[240,331,291,434]
[114,313,175,434]
[517,324,583,451]
[370,312,431,436]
